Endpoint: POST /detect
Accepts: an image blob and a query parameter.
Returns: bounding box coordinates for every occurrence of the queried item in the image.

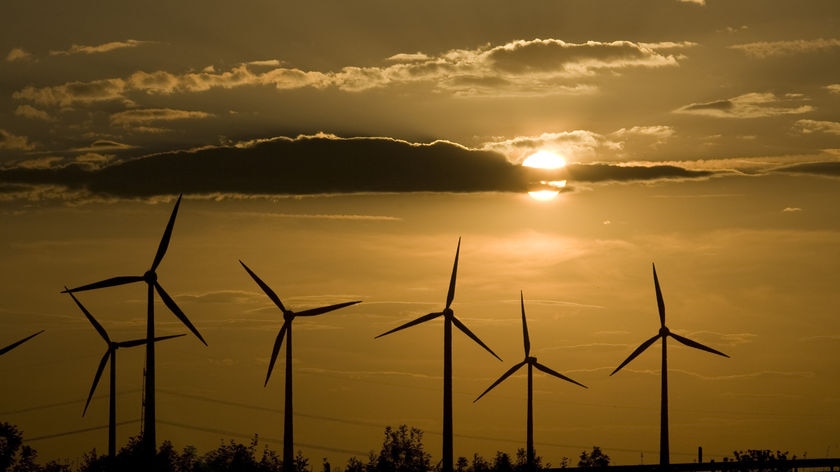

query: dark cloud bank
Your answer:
[0,136,715,198]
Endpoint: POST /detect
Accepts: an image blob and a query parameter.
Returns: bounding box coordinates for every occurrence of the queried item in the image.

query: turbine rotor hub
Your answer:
[527,356,537,364]
[143,270,157,283]
[443,308,454,318]
[659,326,670,337]
[284,310,294,321]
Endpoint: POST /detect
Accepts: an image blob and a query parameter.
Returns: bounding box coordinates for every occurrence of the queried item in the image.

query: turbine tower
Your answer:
[610,263,729,468]
[240,260,361,472]
[475,291,586,472]
[375,238,501,472]
[62,194,206,457]
[66,289,184,457]
[0,330,44,357]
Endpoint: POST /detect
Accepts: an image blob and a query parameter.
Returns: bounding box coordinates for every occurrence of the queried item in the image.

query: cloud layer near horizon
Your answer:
[0,135,717,199]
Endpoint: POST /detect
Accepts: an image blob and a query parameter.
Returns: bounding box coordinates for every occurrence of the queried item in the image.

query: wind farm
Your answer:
[60,194,207,458]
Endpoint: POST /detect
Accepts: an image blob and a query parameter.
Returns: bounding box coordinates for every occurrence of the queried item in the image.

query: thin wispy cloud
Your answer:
[6,47,33,62]
[794,119,840,135]
[110,108,214,132]
[48,39,154,56]
[675,92,814,118]
[11,38,692,109]
[730,38,840,58]
[14,105,53,122]
[0,129,35,151]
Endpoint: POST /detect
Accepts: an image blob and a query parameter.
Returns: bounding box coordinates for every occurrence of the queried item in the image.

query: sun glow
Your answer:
[523,150,567,201]
[522,150,566,169]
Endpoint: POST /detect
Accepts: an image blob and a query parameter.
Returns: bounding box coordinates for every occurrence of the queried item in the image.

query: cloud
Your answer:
[49,39,154,56]
[730,38,840,58]
[674,92,814,118]
[794,119,840,135]
[0,134,715,199]
[13,78,131,107]
[827,84,840,94]
[12,39,691,107]
[0,129,35,151]
[110,108,214,132]
[782,207,802,212]
[6,48,33,62]
[14,105,53,122]
[678,0,705,5]
[774,161,840,178]
[481,130,623,164]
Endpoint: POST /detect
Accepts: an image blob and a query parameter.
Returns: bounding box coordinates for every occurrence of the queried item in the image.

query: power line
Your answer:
[27,420,139,442]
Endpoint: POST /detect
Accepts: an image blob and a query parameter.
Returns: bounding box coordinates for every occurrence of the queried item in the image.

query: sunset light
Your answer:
[521,150,567,169]
[2,2,839,470]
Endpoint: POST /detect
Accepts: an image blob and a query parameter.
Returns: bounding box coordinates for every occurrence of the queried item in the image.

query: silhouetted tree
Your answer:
[492,452,513,472]
[469,454,491,472]
[577,447,609,469]
[373,426,431,472]
[728,450,792,472]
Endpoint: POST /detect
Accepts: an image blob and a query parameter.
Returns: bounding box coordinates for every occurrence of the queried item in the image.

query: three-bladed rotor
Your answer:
[375,238,501,361]
[611,263,729,377]
[61,195,206,346]
[65,288,185,415]
[475,291,585,402]
[239,260,361,386]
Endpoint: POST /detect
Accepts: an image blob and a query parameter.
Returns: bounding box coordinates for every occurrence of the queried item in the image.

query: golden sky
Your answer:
[1,0,839,467]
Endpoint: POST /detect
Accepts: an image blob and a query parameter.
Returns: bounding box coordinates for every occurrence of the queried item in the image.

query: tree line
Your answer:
[1,421,797,472]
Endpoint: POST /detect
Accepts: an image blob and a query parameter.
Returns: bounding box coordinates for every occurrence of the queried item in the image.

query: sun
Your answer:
[522,150,566,169]
[522,150,567,201]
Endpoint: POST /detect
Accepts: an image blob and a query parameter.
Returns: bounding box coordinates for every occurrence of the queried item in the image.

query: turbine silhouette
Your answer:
[375,238,501,472]
[0,330,44,357]
[474,291,586,472]
[610,263,729,468]
[66,289,184,457]
[62,194,206,456]
[240,260,361,472]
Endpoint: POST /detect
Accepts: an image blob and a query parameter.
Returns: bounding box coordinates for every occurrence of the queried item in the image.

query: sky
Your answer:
[1,0,839,467]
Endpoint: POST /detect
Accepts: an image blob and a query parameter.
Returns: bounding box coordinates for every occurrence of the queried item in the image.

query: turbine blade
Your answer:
[0,330,44,356]
[474,360,527,402]
[652,263,666,327]
[295,300,362,317]
[65,288,110,344]
[62,276,144,293]
[374,312,442,339]
[534,362,587,389]
[116,333,186,349]
[155,282,207,346]
[84,350,111,416]
[451,315,502,361]
[265,322,288,387]
[240,260,287,313]
[520,291,530,357]
[610,333,661,376]
[151,194,182,271]
[670,332,730,358]
[445,237,461,309]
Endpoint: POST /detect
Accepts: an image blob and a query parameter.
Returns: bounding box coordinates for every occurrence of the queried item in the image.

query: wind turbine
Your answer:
[610,263,729,468]
[0,330,44,357]
[62,194,206,456]
[239,260,361,472]
[474,291,586,472]
[375,238,502,472]
[66,289,184,457]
